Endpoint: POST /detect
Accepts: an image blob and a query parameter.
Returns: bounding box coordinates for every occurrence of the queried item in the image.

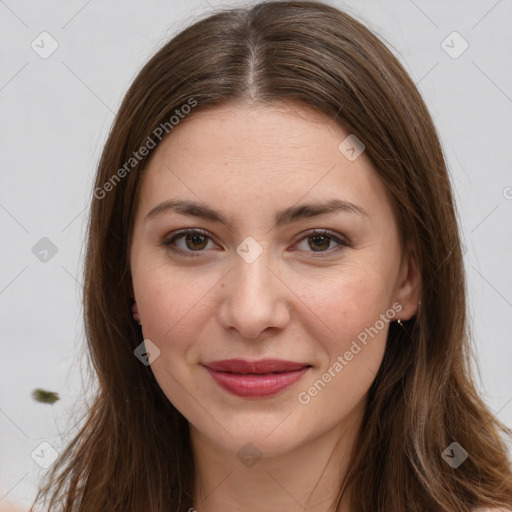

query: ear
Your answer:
[131,288,141,323]
[394,242,421,321]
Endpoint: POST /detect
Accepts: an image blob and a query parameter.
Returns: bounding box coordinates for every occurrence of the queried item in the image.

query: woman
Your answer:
[32,1,512,511]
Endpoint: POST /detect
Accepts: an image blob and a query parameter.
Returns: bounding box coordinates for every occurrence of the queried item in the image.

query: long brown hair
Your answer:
[33,1,512,510]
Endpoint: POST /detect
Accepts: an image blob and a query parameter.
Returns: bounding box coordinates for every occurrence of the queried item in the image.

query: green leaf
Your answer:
[32,388,60,404]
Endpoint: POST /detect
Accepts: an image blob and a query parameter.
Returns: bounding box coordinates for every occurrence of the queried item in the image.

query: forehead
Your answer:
[137,102,390,224]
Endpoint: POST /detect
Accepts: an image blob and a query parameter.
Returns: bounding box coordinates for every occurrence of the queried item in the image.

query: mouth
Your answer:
[201,359,312,398]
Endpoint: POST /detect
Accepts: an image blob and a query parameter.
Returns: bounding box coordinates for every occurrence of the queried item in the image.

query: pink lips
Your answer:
[202,359,311,398]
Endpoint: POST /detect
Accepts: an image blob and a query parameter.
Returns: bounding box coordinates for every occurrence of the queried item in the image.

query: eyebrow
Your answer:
[144,198,369,227]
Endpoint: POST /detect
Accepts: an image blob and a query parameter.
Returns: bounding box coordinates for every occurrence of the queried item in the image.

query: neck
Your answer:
[190,398,365,512]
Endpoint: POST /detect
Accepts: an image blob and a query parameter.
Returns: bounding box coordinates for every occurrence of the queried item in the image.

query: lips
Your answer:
[202,359,311,398]
[204,359,309,374]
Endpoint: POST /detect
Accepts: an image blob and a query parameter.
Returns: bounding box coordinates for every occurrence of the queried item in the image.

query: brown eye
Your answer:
[294,230,348,255]
[308,234,332,252]
[161,229,216,257]
[183,232,208,251]
[161,228,349,259]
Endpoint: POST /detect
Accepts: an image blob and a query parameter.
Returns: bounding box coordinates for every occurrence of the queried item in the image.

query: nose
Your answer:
[217,245,291,340]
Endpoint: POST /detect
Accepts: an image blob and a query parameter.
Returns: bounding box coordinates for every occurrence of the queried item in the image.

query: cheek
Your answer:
[293,265,391,352]
[133,261,223,355]
[294,274,391,428]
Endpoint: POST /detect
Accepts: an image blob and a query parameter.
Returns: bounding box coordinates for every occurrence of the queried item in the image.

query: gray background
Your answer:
[1,0,511,507]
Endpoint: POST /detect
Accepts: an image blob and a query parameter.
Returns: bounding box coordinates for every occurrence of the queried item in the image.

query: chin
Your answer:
[193,411,318,461]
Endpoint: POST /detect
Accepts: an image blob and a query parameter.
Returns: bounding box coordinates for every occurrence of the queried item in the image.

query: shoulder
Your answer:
[474,508,512,512]
[0,504,32,511]
[0,503,40,512]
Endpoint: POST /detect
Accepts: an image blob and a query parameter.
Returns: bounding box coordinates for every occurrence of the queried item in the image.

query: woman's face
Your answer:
[130,102,420,459]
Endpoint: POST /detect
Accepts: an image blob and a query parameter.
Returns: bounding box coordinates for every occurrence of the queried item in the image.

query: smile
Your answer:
[202,359,312,398]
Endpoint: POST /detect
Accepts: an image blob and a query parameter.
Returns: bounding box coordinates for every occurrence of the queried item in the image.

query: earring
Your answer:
[395,299,422,330]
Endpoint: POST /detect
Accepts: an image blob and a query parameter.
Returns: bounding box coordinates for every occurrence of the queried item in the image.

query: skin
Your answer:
[0,504,34,512]
[129,102,421,512]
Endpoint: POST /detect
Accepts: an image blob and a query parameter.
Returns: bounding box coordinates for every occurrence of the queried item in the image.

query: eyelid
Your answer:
[160,228,218,257]
[160,228,350,258]
[292,228,349,251]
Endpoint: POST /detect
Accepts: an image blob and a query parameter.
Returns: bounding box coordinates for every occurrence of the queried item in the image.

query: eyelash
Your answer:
[160,228,350,258]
